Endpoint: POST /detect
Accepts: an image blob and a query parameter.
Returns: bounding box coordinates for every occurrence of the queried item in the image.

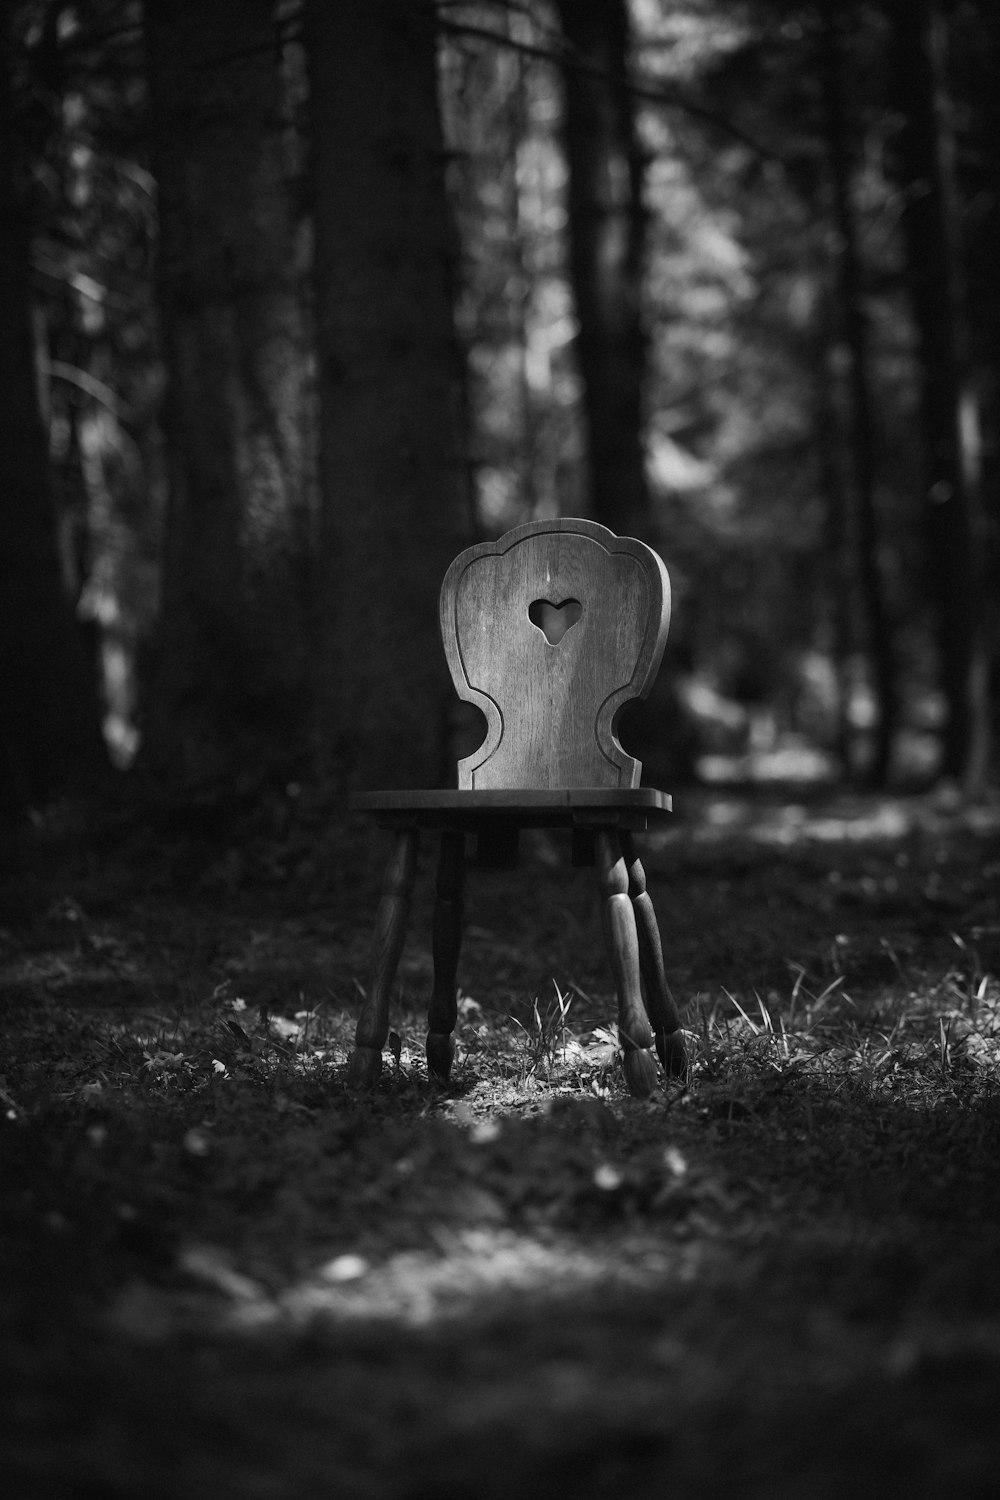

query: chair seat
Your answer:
[351,786,672,828]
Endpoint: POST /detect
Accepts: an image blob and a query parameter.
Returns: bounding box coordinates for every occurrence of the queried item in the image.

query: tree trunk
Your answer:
[954,0,1000,783]
[555,0,651,537]
[143,0,313,785]
[813,332,855,776]
[306,0,471,791]
[890,0,989,789]
[819,3,897,785]
[0,13,105,821]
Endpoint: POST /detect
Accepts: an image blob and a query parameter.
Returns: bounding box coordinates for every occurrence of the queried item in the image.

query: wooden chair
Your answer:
[348,517,686,1098]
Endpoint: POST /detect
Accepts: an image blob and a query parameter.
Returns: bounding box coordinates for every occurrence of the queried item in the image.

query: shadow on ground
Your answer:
[1,781,999,1496]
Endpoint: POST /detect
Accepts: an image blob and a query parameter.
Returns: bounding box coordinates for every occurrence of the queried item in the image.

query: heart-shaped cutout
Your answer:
[528,597,583,646]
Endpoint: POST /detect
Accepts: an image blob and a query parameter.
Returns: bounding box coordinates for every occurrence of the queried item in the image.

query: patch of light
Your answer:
[650,792,1000,853]
[698,745,840,785]
[646,431,715,494]
[103,713,140,769]
[275,1229,689,1331]
[106,1228,700,1343]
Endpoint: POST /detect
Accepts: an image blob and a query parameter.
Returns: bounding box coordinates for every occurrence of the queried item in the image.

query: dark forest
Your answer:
[3,0,998,806]
[2,4,1000,1496]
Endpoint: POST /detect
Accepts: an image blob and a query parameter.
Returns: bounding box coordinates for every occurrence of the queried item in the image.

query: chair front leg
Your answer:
[622,831,687,1082]
[426,828,465,1083]
[347,826,419,1088]
[595,829,657,1098]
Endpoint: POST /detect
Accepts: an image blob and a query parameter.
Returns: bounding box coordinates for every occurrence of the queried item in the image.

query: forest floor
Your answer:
[2,776,1000,1498]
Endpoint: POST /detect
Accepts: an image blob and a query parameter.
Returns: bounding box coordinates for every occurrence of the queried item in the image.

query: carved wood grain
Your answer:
[439,518,670,791]
[622,830,687,1080]
[595,829,657,1097]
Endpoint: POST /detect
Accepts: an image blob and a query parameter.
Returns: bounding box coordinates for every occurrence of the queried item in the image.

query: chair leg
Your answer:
[595,829,657,1098]
[622,832,687,1082]
[426,829,465,1083]
[347,827,419,1088]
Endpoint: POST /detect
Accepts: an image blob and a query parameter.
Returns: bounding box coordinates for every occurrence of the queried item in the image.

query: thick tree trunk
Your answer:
[819,3,897,785]
[555,0,651,537]
[306,0,471,791]
[143,0,312,784]
[0,15,105,820]
[890,0,989,789]
[956,0,1000,782]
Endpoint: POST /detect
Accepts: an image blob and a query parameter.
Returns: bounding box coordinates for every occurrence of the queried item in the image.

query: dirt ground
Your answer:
[2,780,1000,1497]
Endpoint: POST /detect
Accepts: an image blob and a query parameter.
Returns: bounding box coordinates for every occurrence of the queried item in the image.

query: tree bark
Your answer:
[819,3,897,784]
[143,0,313,784]
[0,13,105,820]
[890,0,989,789]
[953,0,1000,783]
[306,0,471,790]
[555,0,651,537]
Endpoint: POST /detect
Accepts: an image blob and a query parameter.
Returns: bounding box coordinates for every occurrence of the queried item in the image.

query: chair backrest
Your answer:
[440,518,671,791]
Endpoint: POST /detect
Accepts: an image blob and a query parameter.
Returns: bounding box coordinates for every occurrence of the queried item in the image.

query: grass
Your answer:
[2,783,1000,1496]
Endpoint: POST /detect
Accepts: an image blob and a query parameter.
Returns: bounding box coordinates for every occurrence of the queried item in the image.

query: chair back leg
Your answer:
[426,829,465,1082]
[348,827,419,1088]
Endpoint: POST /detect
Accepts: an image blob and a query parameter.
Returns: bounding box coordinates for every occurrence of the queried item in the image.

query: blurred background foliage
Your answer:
[1,0,997,821]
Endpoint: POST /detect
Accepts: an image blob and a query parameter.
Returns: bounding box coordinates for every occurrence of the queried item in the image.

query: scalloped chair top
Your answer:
[440,517,671,792]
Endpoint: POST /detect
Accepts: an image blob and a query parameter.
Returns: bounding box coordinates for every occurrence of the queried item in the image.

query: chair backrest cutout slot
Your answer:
[528,597,583,646]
